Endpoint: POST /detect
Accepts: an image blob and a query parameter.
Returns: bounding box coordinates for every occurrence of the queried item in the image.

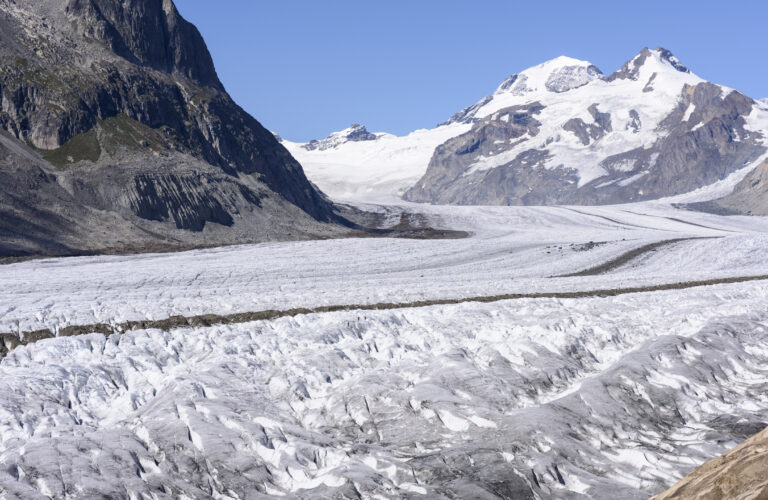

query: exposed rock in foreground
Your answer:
[651,426,768,500]
[0,0,349,258]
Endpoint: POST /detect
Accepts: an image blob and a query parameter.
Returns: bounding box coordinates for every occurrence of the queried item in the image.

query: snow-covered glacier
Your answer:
[1,202,768,498]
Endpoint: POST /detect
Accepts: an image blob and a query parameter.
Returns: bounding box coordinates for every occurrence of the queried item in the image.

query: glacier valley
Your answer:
[1,197,768,499]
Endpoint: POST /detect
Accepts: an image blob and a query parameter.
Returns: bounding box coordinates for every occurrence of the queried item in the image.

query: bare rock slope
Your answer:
[684,159,768,216]
[651,425,768,500]
[0,0,346,258]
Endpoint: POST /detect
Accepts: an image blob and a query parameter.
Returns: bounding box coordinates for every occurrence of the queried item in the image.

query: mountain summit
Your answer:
[404,47,767,206]
[495,56,603,95]
[444,56,603,126]
[0,0,345,257]
[302,124,378,151]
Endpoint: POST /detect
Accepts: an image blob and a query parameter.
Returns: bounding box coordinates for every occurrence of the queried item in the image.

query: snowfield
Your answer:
[1,199,768,499]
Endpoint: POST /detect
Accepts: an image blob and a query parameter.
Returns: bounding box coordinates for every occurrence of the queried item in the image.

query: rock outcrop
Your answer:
[684,159,768,216]
[651,425,768,500]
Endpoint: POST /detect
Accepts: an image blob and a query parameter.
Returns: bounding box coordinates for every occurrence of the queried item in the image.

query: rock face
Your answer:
[651,425,768,500]
[684,159,768,216]
[0,0,344,258]
[683,99,768,215]
[404,48,768,206]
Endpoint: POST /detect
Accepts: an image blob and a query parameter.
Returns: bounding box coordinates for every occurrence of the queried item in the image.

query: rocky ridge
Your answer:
[0,0,347,258]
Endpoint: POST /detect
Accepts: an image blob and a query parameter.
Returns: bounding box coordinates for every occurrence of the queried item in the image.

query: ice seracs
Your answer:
[2,202,768,498]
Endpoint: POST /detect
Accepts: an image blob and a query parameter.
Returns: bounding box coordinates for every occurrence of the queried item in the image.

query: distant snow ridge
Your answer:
[302,123,378,151]
[452,56,604,124]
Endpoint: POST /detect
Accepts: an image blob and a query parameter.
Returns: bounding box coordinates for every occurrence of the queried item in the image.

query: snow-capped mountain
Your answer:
[441,56,604,126]
[286,48,768,208]
[405,48,767,206]
[301,124,378,151]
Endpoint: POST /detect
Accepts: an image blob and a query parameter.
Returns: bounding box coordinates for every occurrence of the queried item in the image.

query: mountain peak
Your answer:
[0,0,339,254]
[608,47,691,82]
[653,47,690,73]
[302,124,378,151]
[64,0,222,88]
[495,56,602,95]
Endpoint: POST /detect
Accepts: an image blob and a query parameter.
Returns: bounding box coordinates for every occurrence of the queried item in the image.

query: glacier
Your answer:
[1,201,768,498]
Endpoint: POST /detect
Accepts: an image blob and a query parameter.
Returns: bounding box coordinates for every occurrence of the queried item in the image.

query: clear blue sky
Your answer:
[176,0,768,142]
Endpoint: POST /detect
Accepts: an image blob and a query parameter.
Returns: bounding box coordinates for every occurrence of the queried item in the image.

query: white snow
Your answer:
[284,123,471,203]
[682,103,696,122]
[2,280,768,497]
[492,56,600,96]
[617,171,649,187]
[3,201,768,335]
[464,49,706,186]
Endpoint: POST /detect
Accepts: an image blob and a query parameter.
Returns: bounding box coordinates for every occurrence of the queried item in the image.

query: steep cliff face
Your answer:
[0,0,342,257]
[682,99,768,216]
[65,0,221,88]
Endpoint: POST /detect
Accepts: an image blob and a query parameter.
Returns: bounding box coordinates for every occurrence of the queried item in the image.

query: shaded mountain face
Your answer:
[682,99,768,215]
[0,0,342,258]
[684,159,768,216]
[404,48,768,206]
